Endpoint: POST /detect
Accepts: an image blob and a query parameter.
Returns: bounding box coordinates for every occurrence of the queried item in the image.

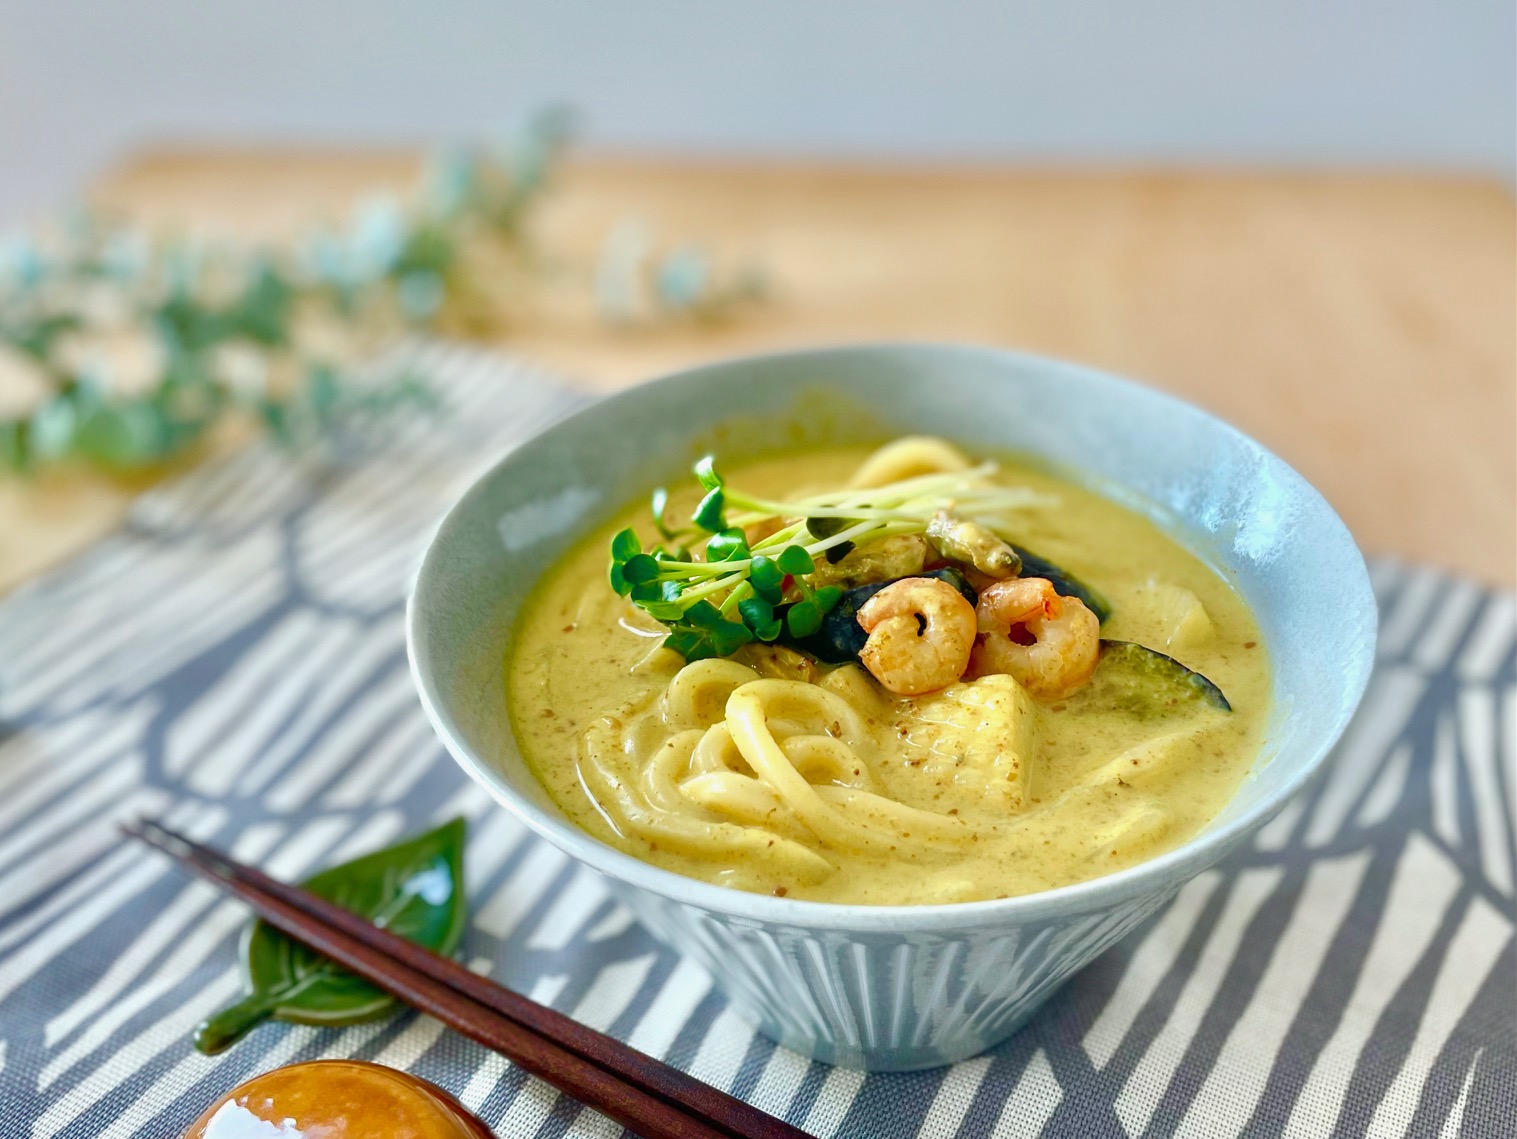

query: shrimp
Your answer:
[855,577,977,695]
[970,577,1099,700]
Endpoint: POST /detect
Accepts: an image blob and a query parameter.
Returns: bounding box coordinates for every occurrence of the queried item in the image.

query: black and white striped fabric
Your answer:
[0,344,1511,1139]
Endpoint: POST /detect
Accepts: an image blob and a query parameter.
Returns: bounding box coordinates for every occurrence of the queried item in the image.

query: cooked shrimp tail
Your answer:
[855,577,977,695]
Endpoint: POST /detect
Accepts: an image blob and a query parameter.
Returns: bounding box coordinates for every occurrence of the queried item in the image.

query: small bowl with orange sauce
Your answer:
[186,1060,491,1139]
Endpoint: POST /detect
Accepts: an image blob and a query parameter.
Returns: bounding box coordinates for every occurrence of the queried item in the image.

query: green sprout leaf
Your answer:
[705,528,751,563]
[684,600,726,628]
[610,527,641,562]
[662,598,754,660]
[693,487,726,533]
[694,454,723,490]
[662,628,710,660]
[609,561,632,596]
[749,555,784,603]
[738,596,774,631]
[712,623,754,654]
[620,553,659,585]
[663,619,752,661]
[786,600,822,639]
[776,544,815,576]
[650,487,682,539]
[641,600,686,621]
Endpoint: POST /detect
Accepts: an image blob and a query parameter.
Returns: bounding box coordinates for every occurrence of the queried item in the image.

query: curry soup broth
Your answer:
[507,447,1270,905]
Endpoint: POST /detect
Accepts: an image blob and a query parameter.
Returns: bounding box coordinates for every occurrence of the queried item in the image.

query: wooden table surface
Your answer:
[1,150,1512,592]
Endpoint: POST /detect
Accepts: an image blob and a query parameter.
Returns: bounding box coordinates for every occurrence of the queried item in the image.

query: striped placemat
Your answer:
[0,343,1511,1139]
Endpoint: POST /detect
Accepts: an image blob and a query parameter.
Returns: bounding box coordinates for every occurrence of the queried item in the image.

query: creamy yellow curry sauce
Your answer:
[507,444,1270,905]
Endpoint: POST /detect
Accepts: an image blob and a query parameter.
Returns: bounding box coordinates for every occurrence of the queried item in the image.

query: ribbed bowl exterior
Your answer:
[409,344,1378,1071]
[619,885,1174,1069]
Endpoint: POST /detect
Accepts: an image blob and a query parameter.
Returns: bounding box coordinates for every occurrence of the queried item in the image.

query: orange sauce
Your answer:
[185,1060,492,1138]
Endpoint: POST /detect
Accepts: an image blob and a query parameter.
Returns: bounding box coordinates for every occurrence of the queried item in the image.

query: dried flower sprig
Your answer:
[0,111,580,474]
[0,107,765,476]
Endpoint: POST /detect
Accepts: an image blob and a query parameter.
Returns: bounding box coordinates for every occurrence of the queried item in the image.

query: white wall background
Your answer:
[1,0,1512,222]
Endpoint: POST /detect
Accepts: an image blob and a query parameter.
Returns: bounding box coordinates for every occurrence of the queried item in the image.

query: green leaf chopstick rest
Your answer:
[195,817,469,1054]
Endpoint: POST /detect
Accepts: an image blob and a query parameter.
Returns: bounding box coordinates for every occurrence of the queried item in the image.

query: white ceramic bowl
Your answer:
[408,344,1376,1070]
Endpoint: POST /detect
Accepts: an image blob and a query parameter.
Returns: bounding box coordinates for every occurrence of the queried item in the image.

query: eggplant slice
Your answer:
[1090,639,1232,715]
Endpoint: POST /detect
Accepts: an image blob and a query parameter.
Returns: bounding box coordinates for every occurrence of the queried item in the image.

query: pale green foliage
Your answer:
[0,107,762,475]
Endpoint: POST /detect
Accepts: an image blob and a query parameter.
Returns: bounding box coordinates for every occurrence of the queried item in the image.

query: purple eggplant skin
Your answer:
[782,568,978,664]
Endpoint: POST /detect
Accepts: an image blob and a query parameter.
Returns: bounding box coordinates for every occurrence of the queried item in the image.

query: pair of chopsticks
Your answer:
[124,819,812,1139]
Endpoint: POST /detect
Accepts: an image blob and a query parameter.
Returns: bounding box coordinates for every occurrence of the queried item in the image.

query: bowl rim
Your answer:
[407,340,1378,933]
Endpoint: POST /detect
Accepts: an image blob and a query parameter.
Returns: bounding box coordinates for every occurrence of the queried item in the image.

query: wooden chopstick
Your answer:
[124,819,812,1139]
